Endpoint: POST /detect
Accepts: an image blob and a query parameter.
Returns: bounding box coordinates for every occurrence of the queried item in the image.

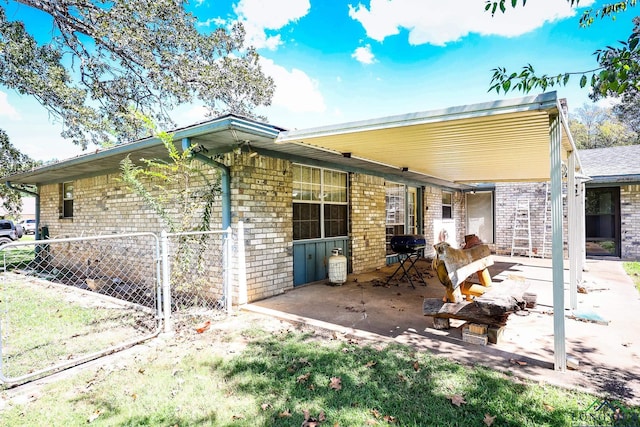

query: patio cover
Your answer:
[276,91,583,372]
[276,92,575,184]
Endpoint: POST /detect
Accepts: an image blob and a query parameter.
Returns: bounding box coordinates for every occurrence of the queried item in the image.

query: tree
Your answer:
[0,1,274,148]
[569,103,637,148]
[486,0,640,100]
[0,130,37,217]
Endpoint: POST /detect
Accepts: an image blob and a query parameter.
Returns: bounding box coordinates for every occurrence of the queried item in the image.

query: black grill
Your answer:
[390,235,426,254]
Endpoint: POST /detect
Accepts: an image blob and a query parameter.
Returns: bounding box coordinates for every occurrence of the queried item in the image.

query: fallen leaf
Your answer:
[231,414,245,420]
[483,413,496,426]
[260,403,272,411]
[318,411,326,421]
[383,414,397,423]
[297,373,311,383]
[413,361,420,371]
[371,409,381,418]
[131,393,137,401]
[509,358,528,366]
[87,410,101,423]
[365,360,377,368]
[449,394,467,407]
[543,403,554,411]
[195,320,211,334]
[329,376,342,391]
[279,409,292,418]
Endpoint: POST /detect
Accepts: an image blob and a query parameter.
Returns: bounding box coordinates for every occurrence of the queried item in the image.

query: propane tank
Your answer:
[328,248,347,285]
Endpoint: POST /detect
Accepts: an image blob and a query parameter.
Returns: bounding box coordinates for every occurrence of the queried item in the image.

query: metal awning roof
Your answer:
[276,91,578,183]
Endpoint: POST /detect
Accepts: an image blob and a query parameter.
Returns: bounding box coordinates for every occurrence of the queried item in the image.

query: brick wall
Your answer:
[494,182,568,257]
[349,174,386,273]
[38,153,294,303]
[229,153,293,301]
[422,186,466,257]
[621,184,640,260]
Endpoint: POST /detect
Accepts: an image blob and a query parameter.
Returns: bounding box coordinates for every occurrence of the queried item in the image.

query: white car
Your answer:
[20,219,36,234]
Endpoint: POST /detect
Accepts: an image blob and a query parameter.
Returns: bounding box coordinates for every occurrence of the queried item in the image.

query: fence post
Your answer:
[237,221,247,305]
[161,230,173,334]
[225,226,233,314]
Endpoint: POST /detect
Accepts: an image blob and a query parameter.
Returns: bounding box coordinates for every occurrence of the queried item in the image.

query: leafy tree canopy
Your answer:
[486,0,640,101]
[569,103,638,148]
[0,0,275,148]
[0,130,37,216]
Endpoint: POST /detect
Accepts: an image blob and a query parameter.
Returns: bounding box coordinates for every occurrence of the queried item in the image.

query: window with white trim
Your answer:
[442,191,453,219]
[62,182,74,218]
[293,165,348,240]
[385,182,418,255]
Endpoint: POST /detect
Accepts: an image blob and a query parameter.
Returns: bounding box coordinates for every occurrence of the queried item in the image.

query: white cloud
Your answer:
[197,17,227,28]
[233,0,310,49]
[352,44,377,64]
[348,0,595,46]
[0,91,20,120]
[260,58,325,113]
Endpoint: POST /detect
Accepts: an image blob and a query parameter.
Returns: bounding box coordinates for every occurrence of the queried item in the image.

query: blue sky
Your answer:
[0,0,637,161]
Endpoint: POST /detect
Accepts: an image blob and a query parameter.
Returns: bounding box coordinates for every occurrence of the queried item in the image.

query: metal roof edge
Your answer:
[4,115,282,182]
[276,92,560,143]
[586,175,640,185]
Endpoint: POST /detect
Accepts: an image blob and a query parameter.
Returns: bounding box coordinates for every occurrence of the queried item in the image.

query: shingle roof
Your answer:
[579,145,640,182]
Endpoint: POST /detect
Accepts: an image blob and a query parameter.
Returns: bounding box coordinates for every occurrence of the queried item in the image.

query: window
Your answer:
[385,183,418,254]
[442,191,453,219]
[293,165,347,240]
[62,182,74,218]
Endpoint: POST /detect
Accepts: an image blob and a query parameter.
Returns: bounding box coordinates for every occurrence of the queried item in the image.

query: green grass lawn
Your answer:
[1,313,637,427]
[0,277,155,381]
[623,261,640,293]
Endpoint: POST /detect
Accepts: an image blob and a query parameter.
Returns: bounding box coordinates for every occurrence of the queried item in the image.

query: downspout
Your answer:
[181,138,231,229]
[5,181,40,240]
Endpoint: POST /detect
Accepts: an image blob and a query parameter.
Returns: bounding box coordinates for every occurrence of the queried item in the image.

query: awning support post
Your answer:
[550,115,567,372]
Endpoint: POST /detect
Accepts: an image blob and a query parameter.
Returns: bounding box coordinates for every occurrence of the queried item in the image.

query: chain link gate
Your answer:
[161,228,233,331]
[0,233,161,385]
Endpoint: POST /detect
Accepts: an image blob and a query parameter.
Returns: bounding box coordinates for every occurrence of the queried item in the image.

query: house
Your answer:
[579,145,640,260]
[4,92,582,370]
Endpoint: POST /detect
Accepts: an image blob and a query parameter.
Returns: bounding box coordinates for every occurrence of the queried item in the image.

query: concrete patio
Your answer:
[245,255,640,405]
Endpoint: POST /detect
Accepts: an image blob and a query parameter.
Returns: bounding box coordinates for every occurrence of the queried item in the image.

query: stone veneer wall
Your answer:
[349,174,386,273]
[621,184,640,260]
[494,182,568,257]
[229,153,293,301]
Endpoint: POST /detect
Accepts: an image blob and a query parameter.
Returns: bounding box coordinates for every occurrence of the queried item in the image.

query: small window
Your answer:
[62,182,74,218]
[442,191,453,219]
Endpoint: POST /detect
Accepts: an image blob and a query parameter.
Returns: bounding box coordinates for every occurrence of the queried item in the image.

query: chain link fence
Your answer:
[162,229,232,323]
[0,233,161,385]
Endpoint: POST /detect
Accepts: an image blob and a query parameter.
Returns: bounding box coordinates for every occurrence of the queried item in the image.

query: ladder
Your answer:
[511,199,532,258]
[541,182,552,259]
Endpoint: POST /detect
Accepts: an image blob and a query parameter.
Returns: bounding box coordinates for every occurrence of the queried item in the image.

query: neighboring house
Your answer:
[3,92,580,304]
[579,145,640,260]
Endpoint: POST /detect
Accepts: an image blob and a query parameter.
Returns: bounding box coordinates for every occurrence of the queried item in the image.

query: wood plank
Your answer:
[423,276,530,327]
[422,298,510,326]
